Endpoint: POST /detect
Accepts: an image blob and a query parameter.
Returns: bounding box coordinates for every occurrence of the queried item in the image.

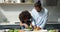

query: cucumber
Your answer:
[8,29,14,32]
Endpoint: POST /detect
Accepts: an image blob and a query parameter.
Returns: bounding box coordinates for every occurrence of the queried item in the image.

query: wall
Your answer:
[44,0,60,23]
[0,5,33,23]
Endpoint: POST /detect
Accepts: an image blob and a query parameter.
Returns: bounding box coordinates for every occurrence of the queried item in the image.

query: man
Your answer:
[19,10,32,29]
[30,0,48,29]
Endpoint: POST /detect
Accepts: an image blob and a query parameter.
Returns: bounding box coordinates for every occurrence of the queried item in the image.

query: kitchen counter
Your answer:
[19,30,47,32]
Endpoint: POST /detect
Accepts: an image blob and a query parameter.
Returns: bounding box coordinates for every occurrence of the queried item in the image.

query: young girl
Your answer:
[19,10,32,29]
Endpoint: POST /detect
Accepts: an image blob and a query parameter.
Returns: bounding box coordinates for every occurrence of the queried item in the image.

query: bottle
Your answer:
[4,0,8,3]
[28,0,34,3]
[17,0,20,3]
[21,0,25,3]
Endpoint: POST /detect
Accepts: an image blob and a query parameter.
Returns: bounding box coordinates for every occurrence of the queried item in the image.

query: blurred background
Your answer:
[0,0,60,32]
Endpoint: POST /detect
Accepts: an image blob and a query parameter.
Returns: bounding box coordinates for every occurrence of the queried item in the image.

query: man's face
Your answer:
[35,6,42,12]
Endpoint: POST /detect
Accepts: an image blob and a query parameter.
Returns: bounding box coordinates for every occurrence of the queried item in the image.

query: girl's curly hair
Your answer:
[19,10,32,21]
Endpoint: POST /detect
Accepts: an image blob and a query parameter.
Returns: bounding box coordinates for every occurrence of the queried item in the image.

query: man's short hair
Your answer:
[34,0,41,7]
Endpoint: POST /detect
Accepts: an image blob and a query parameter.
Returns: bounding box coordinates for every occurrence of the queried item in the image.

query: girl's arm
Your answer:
[20,21,24,26]
[20,21,28,28]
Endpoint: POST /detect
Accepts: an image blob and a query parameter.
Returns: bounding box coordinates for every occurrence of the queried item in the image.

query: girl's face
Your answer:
[24,18,31,22]
[24,18,28,22]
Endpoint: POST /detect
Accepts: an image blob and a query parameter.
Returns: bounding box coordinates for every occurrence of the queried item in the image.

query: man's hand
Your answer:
[23,23,28,28]
[19,30,25,32]
[34,26,41,30]
[37,26,41,30]
[34,26,37,29]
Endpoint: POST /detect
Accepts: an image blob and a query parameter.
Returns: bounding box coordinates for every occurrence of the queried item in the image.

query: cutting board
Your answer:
[25,30,47,32]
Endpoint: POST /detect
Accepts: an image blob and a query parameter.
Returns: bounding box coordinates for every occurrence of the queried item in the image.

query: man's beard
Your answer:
[37,9,41,12]
[37,8,42,12]
[37,10,41,12]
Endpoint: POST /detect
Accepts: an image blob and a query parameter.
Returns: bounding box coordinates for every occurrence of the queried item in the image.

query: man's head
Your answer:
[19,10,32,22]
[34,0,42,12]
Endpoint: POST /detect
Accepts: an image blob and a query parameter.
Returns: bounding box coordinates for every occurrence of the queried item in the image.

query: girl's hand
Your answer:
[23,23,28,28]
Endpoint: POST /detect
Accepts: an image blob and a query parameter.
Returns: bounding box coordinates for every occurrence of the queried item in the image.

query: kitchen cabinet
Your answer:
[0,0,34,5]
[0,3,34,5]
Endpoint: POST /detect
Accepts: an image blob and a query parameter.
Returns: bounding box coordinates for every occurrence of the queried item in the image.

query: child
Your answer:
[19,10,32,29]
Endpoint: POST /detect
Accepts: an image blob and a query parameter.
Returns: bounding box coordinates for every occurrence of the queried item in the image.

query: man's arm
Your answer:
[38,14,48,29]
[36,8,48,29]
[37,9,48,29]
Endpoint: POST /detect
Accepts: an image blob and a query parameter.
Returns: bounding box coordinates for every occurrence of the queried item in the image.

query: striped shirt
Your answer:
[30,7,48,29]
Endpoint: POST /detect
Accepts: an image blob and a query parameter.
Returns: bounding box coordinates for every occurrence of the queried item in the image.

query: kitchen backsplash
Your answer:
[0,5,33,23]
